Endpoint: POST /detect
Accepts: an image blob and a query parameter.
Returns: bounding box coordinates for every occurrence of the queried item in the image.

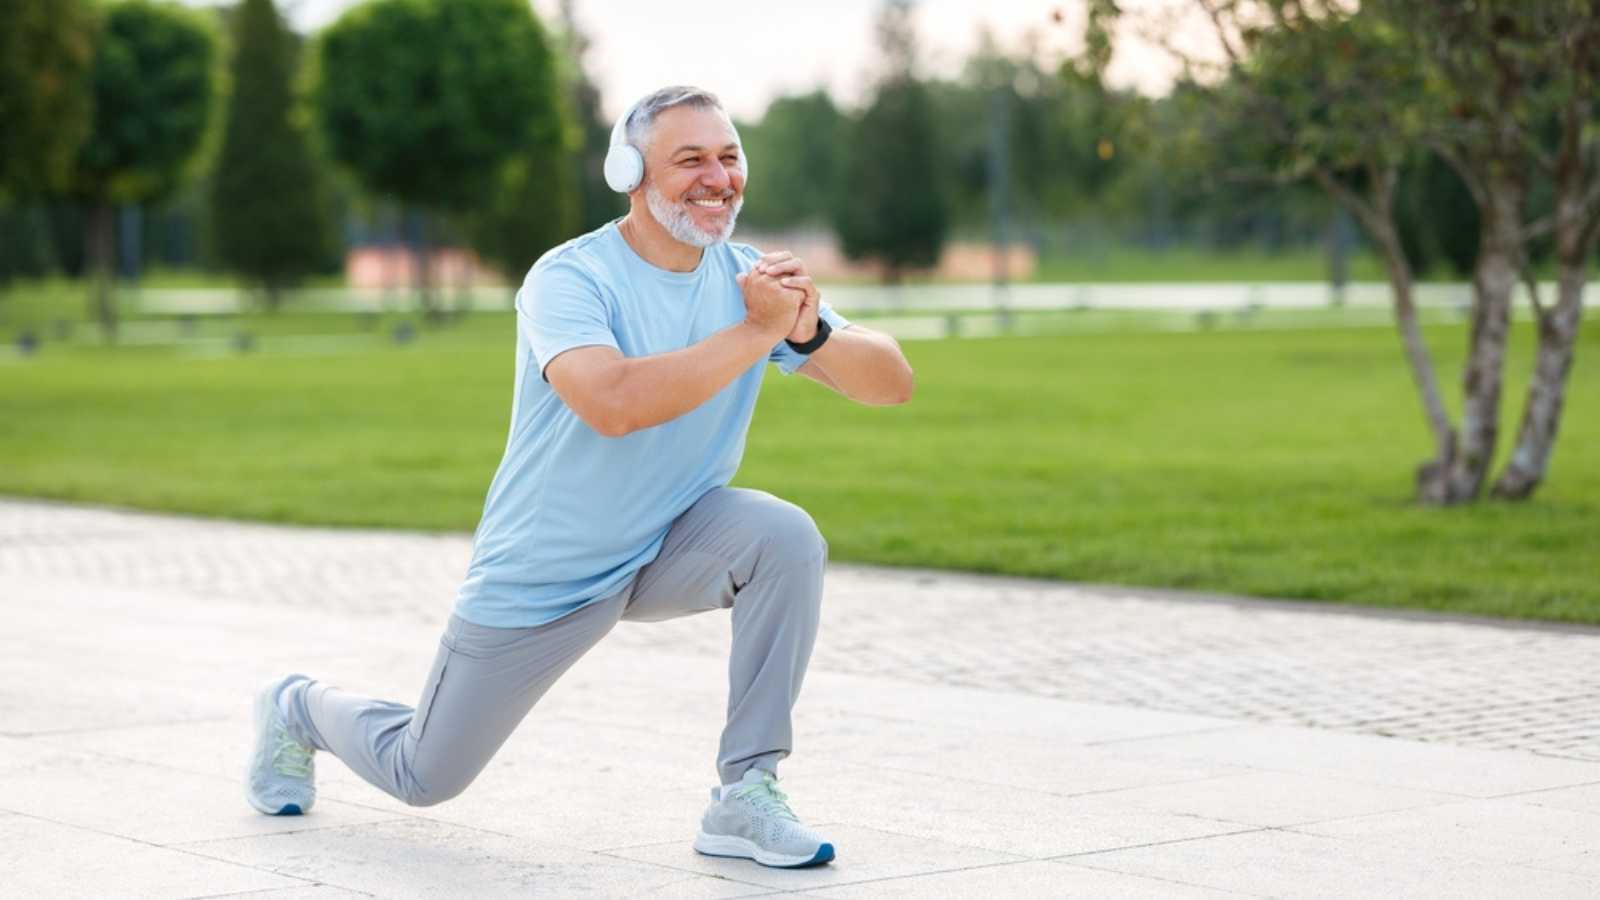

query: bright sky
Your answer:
[191,0,1204,121]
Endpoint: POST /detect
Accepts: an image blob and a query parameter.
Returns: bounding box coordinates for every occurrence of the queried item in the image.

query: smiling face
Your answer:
[637,104,747,248]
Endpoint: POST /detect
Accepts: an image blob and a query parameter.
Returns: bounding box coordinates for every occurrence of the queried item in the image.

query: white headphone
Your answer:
[603,95,748,194]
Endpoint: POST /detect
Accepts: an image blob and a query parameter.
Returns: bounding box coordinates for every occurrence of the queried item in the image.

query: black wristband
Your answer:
[784,317,832,354]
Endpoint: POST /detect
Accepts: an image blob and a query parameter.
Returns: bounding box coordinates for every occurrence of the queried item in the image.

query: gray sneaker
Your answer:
[693,768,834,868]
[245,674,316,816]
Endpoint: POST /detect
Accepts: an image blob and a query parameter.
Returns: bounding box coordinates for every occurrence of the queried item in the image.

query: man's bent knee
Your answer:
[755,499,828,571]
[398,771,473,808]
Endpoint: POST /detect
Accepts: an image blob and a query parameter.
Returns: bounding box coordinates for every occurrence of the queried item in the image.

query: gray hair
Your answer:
[623,86,727,153]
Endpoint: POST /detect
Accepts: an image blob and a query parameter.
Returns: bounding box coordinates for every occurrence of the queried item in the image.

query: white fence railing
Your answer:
[129,281,1600,317]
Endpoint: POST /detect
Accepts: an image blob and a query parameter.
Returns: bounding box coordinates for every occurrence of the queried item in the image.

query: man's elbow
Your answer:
[576,393,638,438]
[858,364,914,406]
[884,360,915,405]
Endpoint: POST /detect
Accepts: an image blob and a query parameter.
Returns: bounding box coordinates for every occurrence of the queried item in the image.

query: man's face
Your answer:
[639,105,746,247]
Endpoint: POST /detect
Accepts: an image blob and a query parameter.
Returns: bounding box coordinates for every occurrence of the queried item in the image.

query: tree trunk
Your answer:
[1420,178,1521,504]
[412,210,438,320]
[1370,227,1457,501]
[1313,166,1457,504]
[86,202,118,342]
[1490,238,1588,500]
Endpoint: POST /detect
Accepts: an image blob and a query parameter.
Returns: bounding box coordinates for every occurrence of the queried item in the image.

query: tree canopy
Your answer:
[0,0,98,198]
[210,0,333,306]
[315,0,564,215]
[833,0,949,280]
[74,0,217,204]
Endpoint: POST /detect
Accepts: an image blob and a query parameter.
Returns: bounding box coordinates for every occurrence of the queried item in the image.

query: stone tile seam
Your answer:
[1485,777,1600,802]
[1047,824,1272,862]
[855,760,1252,803]
[579,847,795,894]
[0,806,328,892]
[1082,724,1248,747]
[173,808,767,894]
[178,884,379,900]
[168,816,421,848]
[3,714,234,740]
[1047,856,1271,898]
[597,847,1033,895]
[1275,820,1600,868]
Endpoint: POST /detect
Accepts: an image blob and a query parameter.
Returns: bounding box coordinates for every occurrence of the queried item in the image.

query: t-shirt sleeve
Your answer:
[768,301,853,375]
[516,259,621,380]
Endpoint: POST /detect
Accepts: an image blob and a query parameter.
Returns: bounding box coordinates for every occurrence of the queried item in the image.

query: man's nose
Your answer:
[701,160,731,191]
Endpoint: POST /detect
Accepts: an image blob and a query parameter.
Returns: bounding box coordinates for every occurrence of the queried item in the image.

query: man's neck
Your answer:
[617,209,704,273]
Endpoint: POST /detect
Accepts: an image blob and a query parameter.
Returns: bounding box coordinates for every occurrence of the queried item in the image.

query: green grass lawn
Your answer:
[3,312,1596,623]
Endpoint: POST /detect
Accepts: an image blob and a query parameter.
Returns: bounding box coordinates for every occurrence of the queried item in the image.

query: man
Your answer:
[246,86,914,869]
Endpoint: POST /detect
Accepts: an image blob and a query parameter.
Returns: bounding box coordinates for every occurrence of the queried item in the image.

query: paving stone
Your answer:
[793,765,1257,858]
[807,859,1246,898]
[1073,828,1600,899]
[1086,770,1460,827]
[0,812,303,898]
[190,888,376,899]
[800,715,1243,797]
[178,816,769,898]
[1108,723,1600,797]
[1513,781,1600,817]
[0,744,404,845]
[1294,798,1600,865]
[1526,849,1600,878]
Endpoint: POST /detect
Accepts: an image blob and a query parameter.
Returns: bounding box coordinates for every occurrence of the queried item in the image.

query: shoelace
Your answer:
[730,775,799,822]
[271,723,313,778]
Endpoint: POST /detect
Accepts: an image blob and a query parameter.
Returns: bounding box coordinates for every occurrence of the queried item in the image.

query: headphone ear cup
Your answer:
[604,144,644,193]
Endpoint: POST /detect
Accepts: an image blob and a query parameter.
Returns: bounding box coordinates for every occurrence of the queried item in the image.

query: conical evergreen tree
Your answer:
[833,0,948,282]
[210,0,331,310]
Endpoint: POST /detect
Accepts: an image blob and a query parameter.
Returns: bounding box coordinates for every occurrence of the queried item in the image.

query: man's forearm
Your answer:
[806,325,915,405]
[606,321,776,435]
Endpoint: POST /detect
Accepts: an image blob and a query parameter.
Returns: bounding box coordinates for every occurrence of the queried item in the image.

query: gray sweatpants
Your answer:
[279,486,826,807]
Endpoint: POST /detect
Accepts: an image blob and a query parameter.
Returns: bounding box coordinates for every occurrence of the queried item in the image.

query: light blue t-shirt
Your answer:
[453,221,850,628]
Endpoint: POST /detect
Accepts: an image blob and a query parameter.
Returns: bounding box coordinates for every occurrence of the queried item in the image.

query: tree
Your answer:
[833,0,949,281]
[210,0,332,311]
[1129,2,1459,496]
[315,0,566,316]
[71,0,216,340]
[738,91,845,230]
[0,0,98,199]
[554,0,622,234]
[467,149,579,287]
[1377,0,1600,501]
[1126,0,1595,503]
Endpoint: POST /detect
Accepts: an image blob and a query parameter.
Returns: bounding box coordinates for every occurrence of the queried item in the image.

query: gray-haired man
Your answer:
[246,85,914,869]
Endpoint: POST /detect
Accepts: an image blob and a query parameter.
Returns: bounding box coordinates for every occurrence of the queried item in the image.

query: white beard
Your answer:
[645,181,743,248]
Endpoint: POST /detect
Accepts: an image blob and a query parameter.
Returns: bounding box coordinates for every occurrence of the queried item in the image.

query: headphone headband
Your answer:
[603,92,747,195]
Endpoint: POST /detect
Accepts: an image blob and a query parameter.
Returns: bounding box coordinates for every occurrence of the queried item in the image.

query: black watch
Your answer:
[784,317,832,354]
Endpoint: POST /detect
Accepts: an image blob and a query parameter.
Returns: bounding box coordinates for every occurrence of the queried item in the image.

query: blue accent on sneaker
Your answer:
[807,843,835,867]
[276,803,302,816]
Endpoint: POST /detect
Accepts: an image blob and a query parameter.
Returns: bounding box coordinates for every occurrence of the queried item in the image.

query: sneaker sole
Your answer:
[693,832,834,868]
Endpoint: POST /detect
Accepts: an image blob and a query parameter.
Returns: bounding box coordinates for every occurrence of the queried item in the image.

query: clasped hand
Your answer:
[735,251,820,343]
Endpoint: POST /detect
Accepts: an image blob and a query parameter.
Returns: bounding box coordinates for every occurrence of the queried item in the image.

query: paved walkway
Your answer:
[3,498,1599,897]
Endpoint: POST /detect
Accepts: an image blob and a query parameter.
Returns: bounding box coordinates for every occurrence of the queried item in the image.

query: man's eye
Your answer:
[722,156,738,164]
